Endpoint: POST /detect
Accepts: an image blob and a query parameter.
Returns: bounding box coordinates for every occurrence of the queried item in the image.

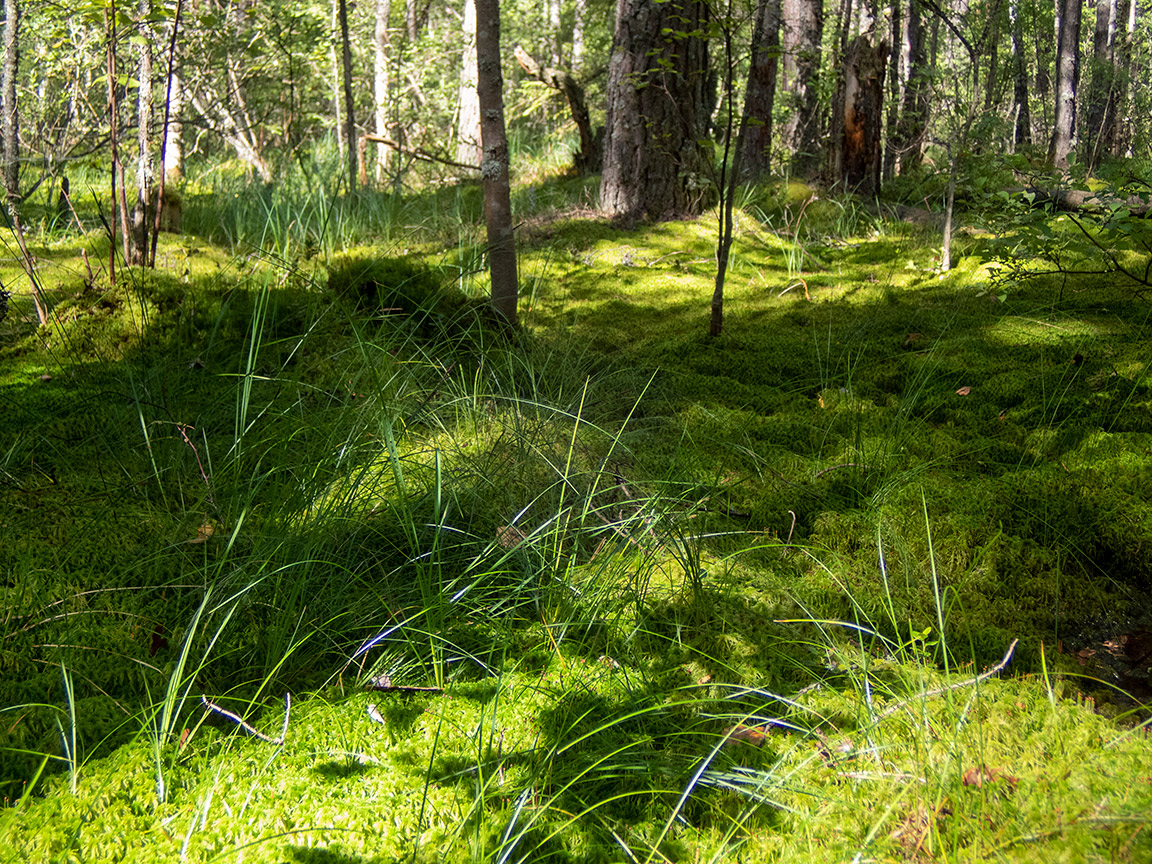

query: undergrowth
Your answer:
[0,152,1150,862]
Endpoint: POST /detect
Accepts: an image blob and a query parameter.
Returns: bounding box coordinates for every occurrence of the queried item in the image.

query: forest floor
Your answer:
[1,165,1150,862]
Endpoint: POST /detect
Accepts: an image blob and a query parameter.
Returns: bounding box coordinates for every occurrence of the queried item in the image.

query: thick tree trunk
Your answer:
[1010,0,1031,147]
[456,0,481,168]
[740,0,781,180]
[780,0,824,178]
[338,0,357,192]
[474,0,517,328]
[600,0,711,224]
[836,34,887,194]
[1048,0,1081,168]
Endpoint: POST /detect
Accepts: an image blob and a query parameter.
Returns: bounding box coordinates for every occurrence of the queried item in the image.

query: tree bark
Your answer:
[881,0,901,182]
[1009,0,1031,147]
[1048,0,1081,168]
[740,0,781,180]
[474,0,517,328]
[456,0,481,168]
[514,45,599,173]
[891,0,929,173]
[780,0,824,178]
[338,0,357,192]
[131,0,154,265]
[374,0,391,182]
[835,34,887,194]
[162,68,183,182]
[600,0,712,224]
[2,0,18,201]
[1083,0,1123,168]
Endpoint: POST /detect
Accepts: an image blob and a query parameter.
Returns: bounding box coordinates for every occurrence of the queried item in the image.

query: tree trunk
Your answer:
[1112,0,1134,156]
[837,34,887,194]
[572,0,587,71]
[1010,0,1031,147]
[131,0,153,266]
[514,45,599,173]
[1083,0,1122,168]
[2,0,46,326]
[881,0,901,182]
[547,0,562,67]
[1048,0,1081,168]
[456,0,481,168]
[780,0,824,178]
[600,0,712,224]
[162,68,184,182]
[892,0,929,173]
[474,0,517,328]
[740,0,781,180]
[374,0,391,182]
[338,0,357,192]
[2,0,18,202]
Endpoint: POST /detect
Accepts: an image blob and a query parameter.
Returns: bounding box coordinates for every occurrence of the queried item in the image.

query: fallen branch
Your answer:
[362,134,478,172]
[876,638,1019,721]
[201,693,290,744]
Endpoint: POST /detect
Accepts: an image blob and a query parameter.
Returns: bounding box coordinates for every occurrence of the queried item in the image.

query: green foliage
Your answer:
[3,164,1152,863]
[985,158,1152,298]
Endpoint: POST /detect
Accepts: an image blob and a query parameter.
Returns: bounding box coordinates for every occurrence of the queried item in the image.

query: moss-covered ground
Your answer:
[0,163,1150,862]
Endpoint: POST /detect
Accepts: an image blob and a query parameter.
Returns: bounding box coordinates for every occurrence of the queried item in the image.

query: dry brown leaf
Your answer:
[188,522,214,544]
[723,724,768,748]
[962,765,1018,790]
[496,525,527,549]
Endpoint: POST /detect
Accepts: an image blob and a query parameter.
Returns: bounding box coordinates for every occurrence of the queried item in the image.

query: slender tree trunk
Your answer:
[572,0,587,71]
[107,3,132,278]
[780,0,824,178]
[1112,0,1134,156]
[712,12,748,338]
[1048,0,1081,168]
[474,0,517,328]
[162,69,183,181]
[132,0,153,265]
[740,0,781,180]
[982,2,1001,112]
[824,0,852,184]
[1084,0,1122,168]
[150,0,183,268]
[2,0,18,202]
[892,0,928,173]
[331,0,342,160]
[3,0,46,326]
[456,0,481,168]
[1010,0,1031,147]
[338,0,357,192]
[374,0,391,182]
[547,0,563,67]
[600,0,712,223]
[882,0,902,182]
